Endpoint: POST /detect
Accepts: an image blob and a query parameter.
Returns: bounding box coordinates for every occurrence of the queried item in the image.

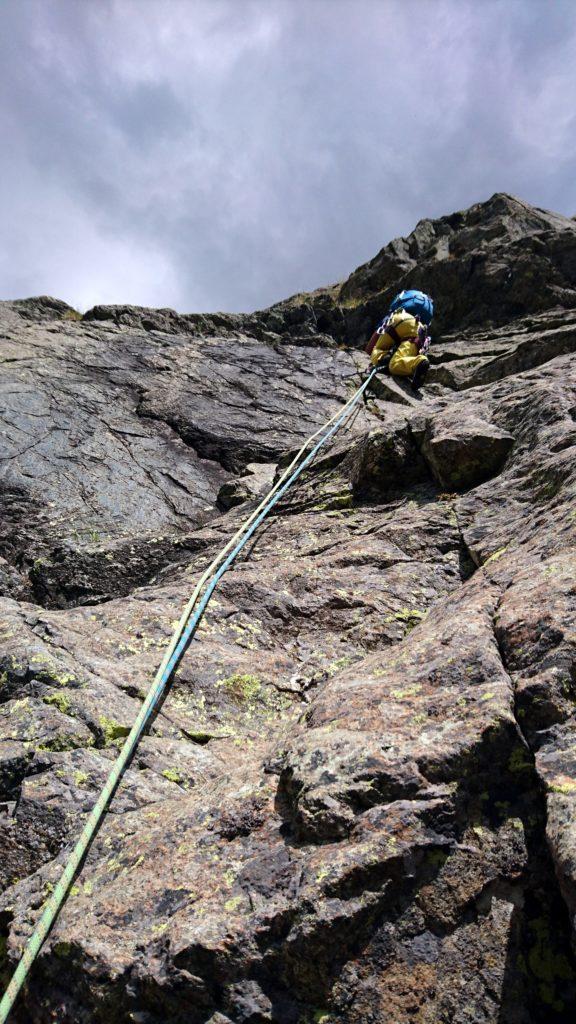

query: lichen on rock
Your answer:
[1,193,576,1021]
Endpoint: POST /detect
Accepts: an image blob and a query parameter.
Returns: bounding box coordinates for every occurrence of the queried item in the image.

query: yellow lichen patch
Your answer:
[223,895,244,913]
[383,607,427,633]
[548,776,576,795]
[326,655,355,677]
[38,734,93,753]
[483,546,508,566]
[99,716,130,746]
[411,712,428,725]
[8,698,30,716]
[211,671,293,730]
[43,691,72,715]
[218,673,262,703]
[223,868,236,888]
[508,747,531,773]
[390,684,422,700]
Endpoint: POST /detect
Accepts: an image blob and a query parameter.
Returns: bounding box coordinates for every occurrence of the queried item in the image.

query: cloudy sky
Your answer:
[1,0,576,313]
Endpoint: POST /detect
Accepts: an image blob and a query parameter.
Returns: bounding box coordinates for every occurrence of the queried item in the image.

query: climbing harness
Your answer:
[0,366,379,1022]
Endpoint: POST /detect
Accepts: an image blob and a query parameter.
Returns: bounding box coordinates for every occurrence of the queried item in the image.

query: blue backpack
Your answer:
[388,289,434,325]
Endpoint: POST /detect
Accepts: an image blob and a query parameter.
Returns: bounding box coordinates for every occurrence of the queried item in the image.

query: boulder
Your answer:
[421,409,514,490]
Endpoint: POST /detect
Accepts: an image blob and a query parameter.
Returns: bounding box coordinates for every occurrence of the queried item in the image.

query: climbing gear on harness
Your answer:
[389,289,434,325]
[366,313,406,357]
[416,324,430,353]
[0,366,380,1024]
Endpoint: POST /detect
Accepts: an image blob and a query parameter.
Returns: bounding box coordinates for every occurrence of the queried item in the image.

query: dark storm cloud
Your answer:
[1,0,576,312]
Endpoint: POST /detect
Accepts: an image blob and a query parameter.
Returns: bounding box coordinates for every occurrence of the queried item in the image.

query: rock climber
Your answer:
[367,289,434,391]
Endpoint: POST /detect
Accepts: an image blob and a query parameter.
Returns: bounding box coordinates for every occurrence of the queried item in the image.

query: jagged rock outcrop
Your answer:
[272,192,576,344]
[1,193,576,1023]
[420,409,514,490]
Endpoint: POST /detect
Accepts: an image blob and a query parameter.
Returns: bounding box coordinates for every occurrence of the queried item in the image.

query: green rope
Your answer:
[0,367,377,1021]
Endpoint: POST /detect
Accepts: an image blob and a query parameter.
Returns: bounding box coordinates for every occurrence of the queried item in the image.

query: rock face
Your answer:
[1,193,576,1023]
[272,192,576,344]
[420,409,514,491]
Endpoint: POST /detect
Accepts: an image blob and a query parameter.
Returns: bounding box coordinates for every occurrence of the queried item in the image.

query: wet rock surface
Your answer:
[1,193,576,1022]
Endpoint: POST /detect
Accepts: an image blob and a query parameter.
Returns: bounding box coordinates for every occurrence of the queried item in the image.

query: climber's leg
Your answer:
[411,357,430,391]
[389,341,426,378]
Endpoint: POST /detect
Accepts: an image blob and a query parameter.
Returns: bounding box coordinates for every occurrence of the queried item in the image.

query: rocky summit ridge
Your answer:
[1,192,576,1022]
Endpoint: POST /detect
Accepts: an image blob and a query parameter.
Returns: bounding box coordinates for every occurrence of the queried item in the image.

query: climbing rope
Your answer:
[0,366,378,1022]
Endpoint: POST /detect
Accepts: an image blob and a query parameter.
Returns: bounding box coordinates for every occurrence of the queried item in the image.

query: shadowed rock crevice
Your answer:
[454,510,478,580]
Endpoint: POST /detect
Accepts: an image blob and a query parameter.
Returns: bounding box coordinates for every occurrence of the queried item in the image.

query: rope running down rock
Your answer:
[0,365,378,1022]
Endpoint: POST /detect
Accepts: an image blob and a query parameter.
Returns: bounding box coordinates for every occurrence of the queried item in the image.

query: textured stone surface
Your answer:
[421,408,514,490]
[1,194,576,1022]
[0,299,369,607]
[271,192,576,345]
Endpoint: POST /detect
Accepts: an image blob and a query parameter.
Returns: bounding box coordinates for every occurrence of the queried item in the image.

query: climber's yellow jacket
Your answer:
[370,310,429,378]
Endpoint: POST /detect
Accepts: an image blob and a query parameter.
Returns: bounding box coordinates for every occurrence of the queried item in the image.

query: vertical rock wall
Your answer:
[1,194,576,1022]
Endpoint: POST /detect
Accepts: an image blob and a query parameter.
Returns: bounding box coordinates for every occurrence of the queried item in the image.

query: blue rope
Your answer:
[137,367,377,733]
[0,366,377,1022]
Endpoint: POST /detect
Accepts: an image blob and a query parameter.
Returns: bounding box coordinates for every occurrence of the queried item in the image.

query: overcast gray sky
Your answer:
[1,0,576,313]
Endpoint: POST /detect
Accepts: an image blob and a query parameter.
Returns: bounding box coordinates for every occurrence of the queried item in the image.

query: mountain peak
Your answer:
[269,193,576,343]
